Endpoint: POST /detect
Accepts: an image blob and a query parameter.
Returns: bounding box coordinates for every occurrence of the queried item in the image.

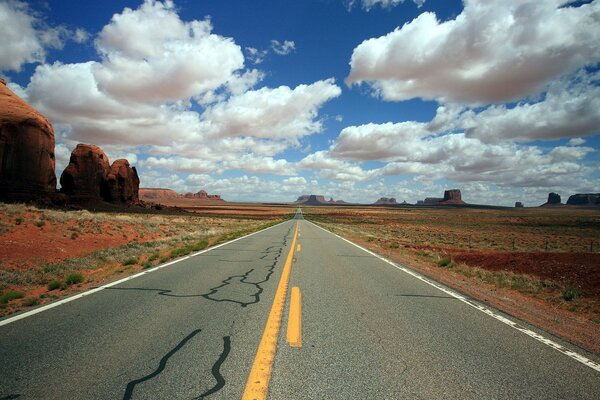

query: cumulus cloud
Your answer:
[245,47,268,64]
[94,0,244,104]
[0,1,90,72]
[299,151,377,181]
[427,71,600,143]
[201,79,341,143]
[0,0,51,71]
[330,121,595,188]
[347,0,600,104]
[17,1,340,179]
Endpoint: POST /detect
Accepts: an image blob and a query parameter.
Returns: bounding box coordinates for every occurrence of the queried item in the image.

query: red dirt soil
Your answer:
[0,219,160,270]
[446,251,600,296]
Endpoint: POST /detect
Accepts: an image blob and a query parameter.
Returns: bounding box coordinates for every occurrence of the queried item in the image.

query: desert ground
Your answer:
[303,205,600,354]
[0,202,293,317]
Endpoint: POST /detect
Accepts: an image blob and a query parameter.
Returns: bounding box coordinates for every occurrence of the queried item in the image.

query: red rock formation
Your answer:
[0,78,56,201]
[60,144,139,204]
[140,188,180,200]
[295,194,347,205]
[105,159,139,204]
[60,144,110,201]
[440,189,465,205]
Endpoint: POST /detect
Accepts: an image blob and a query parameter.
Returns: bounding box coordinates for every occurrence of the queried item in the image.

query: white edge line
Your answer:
[307,220,600,373]
[0,219,292,327]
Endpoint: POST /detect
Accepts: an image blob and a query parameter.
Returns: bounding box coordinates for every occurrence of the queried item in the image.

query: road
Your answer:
[1,210,599,399]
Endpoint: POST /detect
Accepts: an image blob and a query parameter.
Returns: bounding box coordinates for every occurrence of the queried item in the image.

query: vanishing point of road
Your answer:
[1,209,599,399]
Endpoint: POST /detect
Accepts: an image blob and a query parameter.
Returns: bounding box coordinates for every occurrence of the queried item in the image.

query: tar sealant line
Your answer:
[307,220,600,373]
[0,219,292,327]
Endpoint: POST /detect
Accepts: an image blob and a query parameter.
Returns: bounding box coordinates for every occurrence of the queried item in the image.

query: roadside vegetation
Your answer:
[0,202,290,316]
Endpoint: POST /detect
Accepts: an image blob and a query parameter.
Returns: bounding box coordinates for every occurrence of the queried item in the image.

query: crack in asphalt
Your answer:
[123,329,202,400]
[192,336,231,399]
[199,226,291,307]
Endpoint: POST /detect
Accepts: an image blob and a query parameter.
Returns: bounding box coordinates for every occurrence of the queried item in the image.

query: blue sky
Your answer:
[1,0,598,205]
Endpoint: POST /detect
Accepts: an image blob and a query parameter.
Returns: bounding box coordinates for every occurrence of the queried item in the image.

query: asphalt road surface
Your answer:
[1,211,599,399]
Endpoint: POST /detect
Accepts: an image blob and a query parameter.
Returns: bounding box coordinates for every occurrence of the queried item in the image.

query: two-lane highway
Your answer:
[1,211,599,399]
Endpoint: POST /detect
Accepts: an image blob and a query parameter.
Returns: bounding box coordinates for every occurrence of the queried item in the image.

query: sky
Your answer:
[1,0,599,206]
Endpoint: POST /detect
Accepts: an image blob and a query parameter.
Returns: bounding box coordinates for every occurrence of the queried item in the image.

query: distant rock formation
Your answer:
[539,192,562,207]
[515,202,524,208]
[441,189,465,205]
[374,197,397,205]
[566,193,600,206]
[295,194,346,205]
[139,188,180,199]
[139,188,223,202]
[423,197,444,205]
[183,189,222,201]
[419,189,466,206]
[0,78,57,202]
[60,144,139,205]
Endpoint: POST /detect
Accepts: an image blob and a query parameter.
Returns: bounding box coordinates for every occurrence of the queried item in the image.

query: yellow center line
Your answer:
[242,221,299,400]
[286,287,302,348]
[297,243,301,252]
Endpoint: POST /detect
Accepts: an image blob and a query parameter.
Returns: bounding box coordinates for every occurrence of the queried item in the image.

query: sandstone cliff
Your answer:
[0,79,56,201]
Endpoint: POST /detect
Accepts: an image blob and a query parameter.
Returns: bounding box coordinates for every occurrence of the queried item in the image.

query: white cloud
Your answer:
[0,0,47,71]
[347,0,600,104]
[299,151,377,181]
[568,138,586,146]
[329,121,596,188]
[270,40,295,55]
[201,79,341,144]
[245,47,268,64]
[94,0,244,104]
[0,1,90,72]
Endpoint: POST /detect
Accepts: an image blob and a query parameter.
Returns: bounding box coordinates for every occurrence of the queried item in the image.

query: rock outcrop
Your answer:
[374,197,397,205]
[295,194,346,205]
[423,197,444,205]
[542,192,562,207]
[566,193,600,206]
[183,189,222,201]
[0,78,57,201]
[60,144,110,201]
[139,188,223,202]
[515,202,524,208]
[139,188,180,200]
[60,144,139,204]
[440,189,465,205]
[105,159,140,204]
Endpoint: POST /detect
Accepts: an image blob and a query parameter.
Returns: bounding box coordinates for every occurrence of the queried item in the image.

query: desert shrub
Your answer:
[71,232,78,240]
[47,280,62,291]
[389,242,399,249]
[35,220,45,228]
[1,291,25,304]
[15,217,23,225]
[562,287,581,301]
[23,297,39,307]
[143,262,153,269]
[149,252,160,261]
[123,257,139,266]
[438,258,453,267]
[65,273,83,285]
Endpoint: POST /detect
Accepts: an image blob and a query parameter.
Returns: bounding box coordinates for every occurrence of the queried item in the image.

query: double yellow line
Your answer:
[242,221,300,400]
